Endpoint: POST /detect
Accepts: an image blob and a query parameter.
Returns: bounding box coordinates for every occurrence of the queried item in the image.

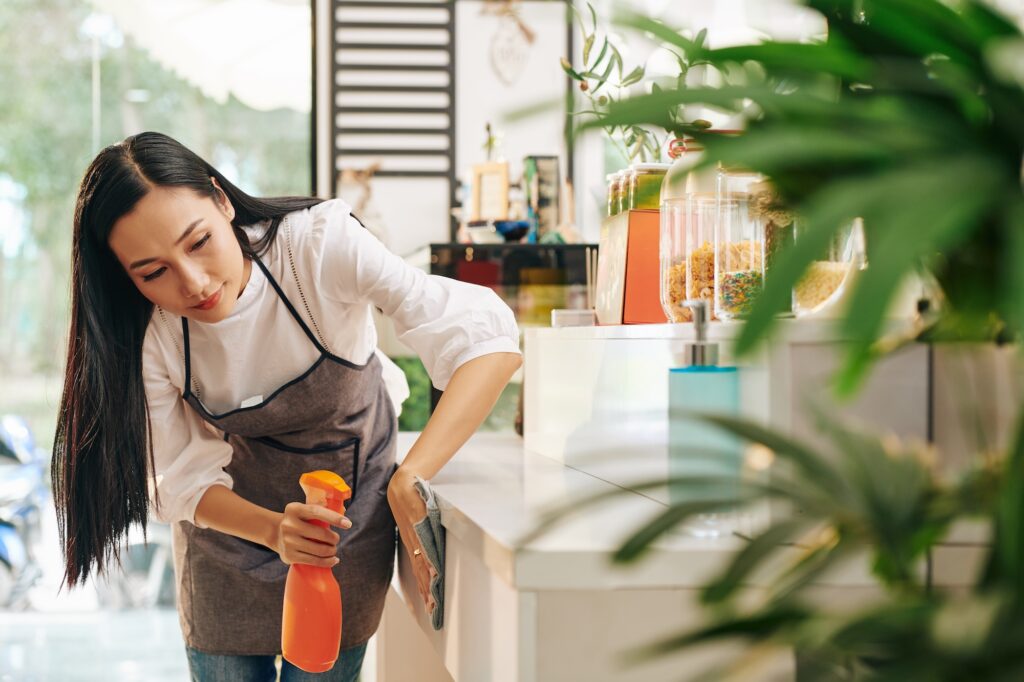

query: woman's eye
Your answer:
[142,267,166,282]
[191,234,211,251]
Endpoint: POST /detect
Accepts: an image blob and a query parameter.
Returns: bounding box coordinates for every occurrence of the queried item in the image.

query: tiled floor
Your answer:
[0,500,378,681]
[0,500,190,681]
[0,609,188,681]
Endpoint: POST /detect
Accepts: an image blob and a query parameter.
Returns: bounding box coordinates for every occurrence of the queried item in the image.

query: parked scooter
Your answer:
[0,414,47,608]
[94,520,175,609]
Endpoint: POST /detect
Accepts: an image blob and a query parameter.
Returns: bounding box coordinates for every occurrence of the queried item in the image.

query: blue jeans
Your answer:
[186,644,367,682]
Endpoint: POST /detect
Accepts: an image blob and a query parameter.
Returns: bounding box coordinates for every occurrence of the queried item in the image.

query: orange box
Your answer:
[595,210,668,325]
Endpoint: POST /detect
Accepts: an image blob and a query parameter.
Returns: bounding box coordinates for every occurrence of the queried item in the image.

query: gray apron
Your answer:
[170,254,398,655]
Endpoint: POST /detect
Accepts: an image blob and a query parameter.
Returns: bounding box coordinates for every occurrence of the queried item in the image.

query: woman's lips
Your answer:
[193,287,223,311]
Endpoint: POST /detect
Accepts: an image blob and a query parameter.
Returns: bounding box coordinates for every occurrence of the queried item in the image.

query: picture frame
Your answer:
[470,161,510,221]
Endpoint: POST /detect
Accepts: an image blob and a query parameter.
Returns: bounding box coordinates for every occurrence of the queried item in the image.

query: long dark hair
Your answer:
[53,131,324,587]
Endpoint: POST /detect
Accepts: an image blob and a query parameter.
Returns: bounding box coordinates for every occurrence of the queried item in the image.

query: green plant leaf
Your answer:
[610,43,624,80]
[769,535,855,605]
[592,36,609,71]
[858,0,985,67]
[961,0,1024,42]
[583,33,595,65]
[1002,195,1024,334]
[575,86,758,133]
[624,605,812,663]
[703,519,812,605]
[704,42,874,82]
[590,55,616,94]
[696,413,851,501]
[620,65,645,87]
[617,13,703,61]
[835,155,1005,392]
[514,466,829,551]
[612,498,741,563]
[569,1,585,29]
[560,56,582,80]
[698,123,906,170]
[695,27,708,50]
[514,473,741,548]
[988,412,1024,593]
[810,410,939,586]
[731,152,1003,391]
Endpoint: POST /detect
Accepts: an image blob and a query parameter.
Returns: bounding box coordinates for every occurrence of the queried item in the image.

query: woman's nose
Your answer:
[179,262,210,299]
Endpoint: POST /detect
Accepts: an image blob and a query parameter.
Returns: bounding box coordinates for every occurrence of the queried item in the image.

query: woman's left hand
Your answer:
[387,466,437,614]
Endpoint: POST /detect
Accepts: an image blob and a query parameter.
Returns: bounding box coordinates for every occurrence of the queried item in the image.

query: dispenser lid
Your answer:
[630,162,671,171]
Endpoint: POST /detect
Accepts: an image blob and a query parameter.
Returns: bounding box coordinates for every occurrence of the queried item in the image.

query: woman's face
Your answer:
[108,181,251,323]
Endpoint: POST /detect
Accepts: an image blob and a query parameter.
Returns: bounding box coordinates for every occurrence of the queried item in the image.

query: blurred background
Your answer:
[2,1,313,678]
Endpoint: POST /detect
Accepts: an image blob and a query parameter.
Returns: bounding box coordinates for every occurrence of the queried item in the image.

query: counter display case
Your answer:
[425,242,599,430]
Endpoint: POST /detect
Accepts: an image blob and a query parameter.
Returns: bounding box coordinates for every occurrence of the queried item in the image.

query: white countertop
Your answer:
[399,432,784,591]
[396,432,984,592]
[528,316,918,343]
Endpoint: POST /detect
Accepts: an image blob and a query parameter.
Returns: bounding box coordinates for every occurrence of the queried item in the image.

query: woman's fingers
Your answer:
[385,473,436,611]
[286,550,340,568]
[278,526,339,565]
[413,549,432,601]
[281,518,340,546]
[397,525,434,609]
[286,501,352,529]
[288,534,339,559]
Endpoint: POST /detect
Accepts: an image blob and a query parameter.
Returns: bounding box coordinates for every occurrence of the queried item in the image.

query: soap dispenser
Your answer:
[668,300,742,538]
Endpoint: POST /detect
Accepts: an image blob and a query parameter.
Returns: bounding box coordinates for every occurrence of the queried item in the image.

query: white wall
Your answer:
[455,1,570,199]
[319,0,834,254]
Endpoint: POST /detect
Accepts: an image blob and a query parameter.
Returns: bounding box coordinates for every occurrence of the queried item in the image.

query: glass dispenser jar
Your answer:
[715,169,765,320]
[606,171,623,217]
[747,179,795,315]
[660,140,715,323]
[792,218,866,316]
[627,163,670,210]
[661,197,689,322]
[661,194,718,323]
[614,170,630,215]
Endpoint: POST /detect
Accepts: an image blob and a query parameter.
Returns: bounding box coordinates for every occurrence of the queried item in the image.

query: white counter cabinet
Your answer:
[378,432,798,682]
[376,322,1006,681]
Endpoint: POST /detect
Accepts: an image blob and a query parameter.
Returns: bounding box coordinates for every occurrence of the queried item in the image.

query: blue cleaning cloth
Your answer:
[412,475,445,630]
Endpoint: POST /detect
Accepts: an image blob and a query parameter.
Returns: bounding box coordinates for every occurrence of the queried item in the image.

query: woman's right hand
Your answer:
[271,502,352,567]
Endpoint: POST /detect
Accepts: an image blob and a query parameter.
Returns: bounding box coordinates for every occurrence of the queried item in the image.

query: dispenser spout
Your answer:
[684,299,708,344]
[680,299,719,367]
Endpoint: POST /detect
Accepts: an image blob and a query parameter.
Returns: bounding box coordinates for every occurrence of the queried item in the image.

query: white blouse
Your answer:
[142,199,521,527]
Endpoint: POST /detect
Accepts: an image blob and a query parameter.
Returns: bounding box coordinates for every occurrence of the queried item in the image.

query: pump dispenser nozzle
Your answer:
[679,300,719,367]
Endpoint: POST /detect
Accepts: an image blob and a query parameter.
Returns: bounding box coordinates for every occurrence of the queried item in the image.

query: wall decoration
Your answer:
[483,0,535,86]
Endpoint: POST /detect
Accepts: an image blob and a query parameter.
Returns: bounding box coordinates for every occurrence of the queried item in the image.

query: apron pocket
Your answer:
[243,434,363,502]
[195,435,364,580]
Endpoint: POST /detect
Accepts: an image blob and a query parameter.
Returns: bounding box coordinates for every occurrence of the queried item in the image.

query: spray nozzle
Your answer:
[299,470,352,515]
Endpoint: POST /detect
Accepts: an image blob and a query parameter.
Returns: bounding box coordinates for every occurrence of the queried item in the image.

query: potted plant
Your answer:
[530,1,1024,678]
[561,2,713,164]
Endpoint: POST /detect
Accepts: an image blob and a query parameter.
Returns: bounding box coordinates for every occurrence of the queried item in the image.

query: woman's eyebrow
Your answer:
[129,218,204,269]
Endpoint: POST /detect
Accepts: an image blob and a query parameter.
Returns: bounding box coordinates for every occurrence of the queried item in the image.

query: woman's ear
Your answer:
[210,177,236,221]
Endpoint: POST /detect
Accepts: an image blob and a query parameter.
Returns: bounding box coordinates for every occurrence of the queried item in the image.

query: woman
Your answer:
[52,132,521,681]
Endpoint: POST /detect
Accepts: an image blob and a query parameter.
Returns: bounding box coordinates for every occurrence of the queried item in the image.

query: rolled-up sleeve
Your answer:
[309,200,521,390]
[143,326,234,527]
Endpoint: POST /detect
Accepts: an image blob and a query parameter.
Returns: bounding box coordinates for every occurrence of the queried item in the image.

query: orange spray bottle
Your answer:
[281,470,352,673]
